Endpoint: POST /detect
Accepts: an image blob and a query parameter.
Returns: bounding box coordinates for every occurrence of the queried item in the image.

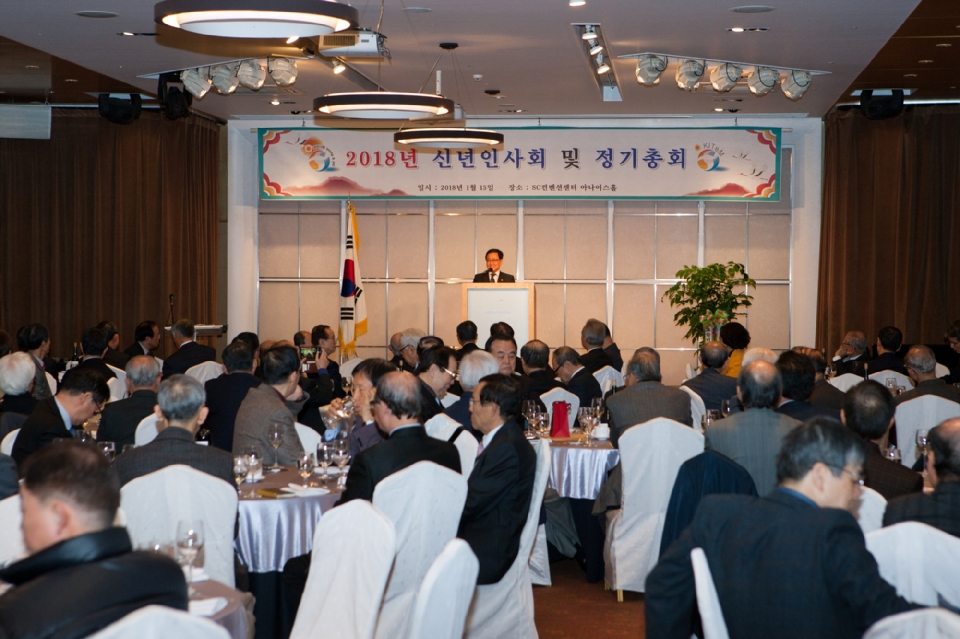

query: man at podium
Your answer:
[473,248,516,283]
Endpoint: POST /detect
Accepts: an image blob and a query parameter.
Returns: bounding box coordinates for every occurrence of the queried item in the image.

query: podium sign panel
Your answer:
[462,283,535,347]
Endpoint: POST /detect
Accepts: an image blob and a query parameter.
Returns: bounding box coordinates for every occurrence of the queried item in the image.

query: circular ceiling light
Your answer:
[154,0,358,38]
[676,59,705,91]
[636,54,667,86]
[314,92,454,119]
[394,128,504,150]
[747,66,779,95]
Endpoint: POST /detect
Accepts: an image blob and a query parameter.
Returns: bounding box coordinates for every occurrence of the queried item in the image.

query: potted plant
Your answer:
[662,262,757,347]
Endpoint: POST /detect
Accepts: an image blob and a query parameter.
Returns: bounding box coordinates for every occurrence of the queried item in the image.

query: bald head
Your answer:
[743,347,778,366]
[929,419,960,482]
[626,348,661,383]
[374,371,422,423]
[905,345,937,380]
[738,360,782,409]
[701,341,730,370]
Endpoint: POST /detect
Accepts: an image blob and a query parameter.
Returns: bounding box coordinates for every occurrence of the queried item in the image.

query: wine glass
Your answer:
[342,376,353,396]
[233,456,249,496]
[720,399,733,418]
[97,441,116,462]
[885,378,897,392]
[333,440,351,488]
[242,446,262,489]
[176,520,204,598]
[591,397,603,418]
[885,445,901,464]
[916,429,929,476]
[316,443,333,483]
[267,420,284,471]
[297,453,315,487]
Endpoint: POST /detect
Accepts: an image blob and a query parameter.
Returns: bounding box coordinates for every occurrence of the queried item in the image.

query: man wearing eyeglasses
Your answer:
[832,330,873,377]
[473,248,515,283]
[417,346,458,424]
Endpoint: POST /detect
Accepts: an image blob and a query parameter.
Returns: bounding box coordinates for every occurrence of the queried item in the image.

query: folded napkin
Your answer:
[282,483,331,497]
[183,566,210,583]
[189,597,228,617]
[313,466,349,476]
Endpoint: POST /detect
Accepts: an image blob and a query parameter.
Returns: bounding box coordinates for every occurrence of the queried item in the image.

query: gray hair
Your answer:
[459,350,499,391]
[738,360,781,409]
[843,331,867,352]
[399,328,426,351]
[157,374,205,422]
[0,352,36,395]
[552,346,580,368]
[742,347,778,366]
[701,341,730,369]
[776,416,866,483]
[374,371,421,420]
[626,347,661,382]
[170,319,195,340]
[581,319,606,348]
[125,355,160,388]
[905,345,936,375]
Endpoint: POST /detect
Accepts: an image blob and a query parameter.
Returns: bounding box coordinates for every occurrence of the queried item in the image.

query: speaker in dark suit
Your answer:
[472,248,515,283]
[97,390,158,450]
[472,270,516,283]
[162,341,217,379]
[113,425,234,487]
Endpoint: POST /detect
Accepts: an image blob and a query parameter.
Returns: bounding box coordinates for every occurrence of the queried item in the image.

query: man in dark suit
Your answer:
[682,341,738,412]
[0,352,39,416]
[796,347,847,411]
[455,321,480,362]
[553,346,603,409]
[776,350,841,421]
[601,324,624,374]
[0,454,17,500]
[578,319,615,374]
[842,380,923,500]
[870,326,908,375]
[74,327,117,380]
[123,320,161,360]
[114,375,233,487]
[416,346,457,425]
[161,319,217,379]
[311,324,345,398]
[472,248,516,283]
[97,356,162,449]
[11,367,110,468]
[203,341,261,452]
[884,418,960,537]
[519,340,562,410]
[897,345,960,405]
[96,321,131,370]
[647,418,918,639]
[833,330,873,377]
[16,324,53,400]
[458,374,537,585]
[445,350,499,438]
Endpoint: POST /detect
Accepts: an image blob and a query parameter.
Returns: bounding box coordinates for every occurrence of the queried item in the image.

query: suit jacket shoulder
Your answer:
[97,390,159,449]
[233,385,303,465]
[883,482,960,538]
[12,398,70,467]
[863,445,923,501]
[114,427,235,487]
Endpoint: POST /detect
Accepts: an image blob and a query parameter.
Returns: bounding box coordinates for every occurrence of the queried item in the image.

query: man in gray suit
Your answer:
[594,348,693,513]
[17,324,53,400]
[113,375,233,487]
[705,360,800,496]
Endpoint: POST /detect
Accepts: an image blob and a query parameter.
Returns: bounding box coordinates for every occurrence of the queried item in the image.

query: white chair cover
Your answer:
[935,363,949,379]
[869,371,914,390]
[134,415,159,446]
[452,429,479,477]
[372,462,468,639]
[88,605,229,639]
[0,428,18,456]
[121,465,238,587]
[528,524,551,587]
[865,522,960,606]
[540,388,579,430]
[691,547,730,639]
[0,495,25,566]
[679,386,706,433]
[424,412,461,441]
[463,439,551,639]
[339,357,364,381]
[408,539,480,639]
[107,376,128,403]
[290,500,397,639]
[593,366,624,395]
[829,373,864,392]
[685,363,698,381]
[44,371,57,395]
[185,361,225,384]
[895,395,960,467]
[294,422,322,455]
[854,486,887,534]
[864,609,960,639]
[440,393,459,409]
[107,364,127,384]
[604,417,704,594]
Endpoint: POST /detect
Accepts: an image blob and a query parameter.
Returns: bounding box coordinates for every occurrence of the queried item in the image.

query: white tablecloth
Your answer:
[547,440,620,500]
[193,579,255,639]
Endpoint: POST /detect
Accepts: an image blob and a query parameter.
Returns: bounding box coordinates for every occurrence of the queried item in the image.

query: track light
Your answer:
[582,25,597,41]
[595,54,610,74]
[635,54,667,86]
[238,59,267,90]
[180,67,212,99]
[589,44,603,56]
[781,69,812,99]
[268,58,297,86]
[211,62,240,94]
[676,59,704,91]
[332,60,346,75]
[710,62,742,92]
[746,66,778,95]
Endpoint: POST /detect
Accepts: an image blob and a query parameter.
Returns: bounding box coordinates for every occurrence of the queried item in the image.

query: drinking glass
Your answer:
[824,363,835,379]
[591,397,603,418]
[916,429,929,476]
[97,441,116,462]
[885,446,901,464]
[176,520,204,599]
[72,429,94,444]
[577,407,592,434]
[897,386,906,396]
[233,456,249,495]
[242,446,262,486]
[342,376,353,395]
[720,399,733,418]
[885,378,897,392]
[267,420,284,471]
[316,443,333,483]
[333,440,351,488]
[297,453,315,487]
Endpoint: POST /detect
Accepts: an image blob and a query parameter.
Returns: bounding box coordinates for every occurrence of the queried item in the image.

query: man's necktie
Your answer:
[476,441,484,456]
[489,271,494,282]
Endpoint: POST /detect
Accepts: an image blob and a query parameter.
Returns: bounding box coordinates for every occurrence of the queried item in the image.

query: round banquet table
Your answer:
[193,579,256,639]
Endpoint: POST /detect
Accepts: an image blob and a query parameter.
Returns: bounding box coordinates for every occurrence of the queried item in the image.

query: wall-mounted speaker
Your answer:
[860,89,904,120]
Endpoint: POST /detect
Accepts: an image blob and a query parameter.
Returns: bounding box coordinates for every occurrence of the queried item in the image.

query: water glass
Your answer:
[591,397,603,418]
[333,440,351,488]
[916,429,929,475]
[885,378,897,392]
[317,443,333,483]
[267,421,284,470]
[577,407,592,433]
[97,441,116,462]
[242,446,262,483]
[720,399,733,418]
[176,520,204,598]
[297,453,315,487]
[233,456,249,494]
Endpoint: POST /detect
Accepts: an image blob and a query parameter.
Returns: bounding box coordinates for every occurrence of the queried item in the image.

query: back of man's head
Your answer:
[456,321,478,344]
[738,360,781,409]
[459,350,499,391]
[17,323,49,352]
[720,322,750,350]
[135,320,158,343]
[777,351,815,401]
[126,355,160,389]
[520,340,550,370]
[793,346,828,376]
[842,380,894,441]
[489,322,515,339]
[742,347,778,366]
[374,371,422,421]
[81,327,110,358]
[222,341,255,373]
[170,319,195,341]
[477,373,522,422]
[157,374,205,425]
[293,331,311,347]
[552,346,580,368]
[59,367,110,405]
[905,345,937,377]
[626,348,661,383]
[929,419,960,481]
[399,328,426,351]
[419,345,455,373]
[843,331,867,353]
[0,352,36,395]
[352,358,397,387]
[418,336,444,356]
[776,416,865,484]
[96,320,119,343]
[701,341,730,370]
[231,332,260,353]
[581,319,606,348]
[877,326,903,353]
[260,344,300,385]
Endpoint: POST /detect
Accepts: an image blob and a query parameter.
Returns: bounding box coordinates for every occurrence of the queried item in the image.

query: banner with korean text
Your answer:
[260,127,780,201]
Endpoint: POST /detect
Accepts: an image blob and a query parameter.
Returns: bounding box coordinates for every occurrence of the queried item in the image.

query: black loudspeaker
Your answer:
[859,89,904,120]
[157,72,193,120]
[97,93,142,125]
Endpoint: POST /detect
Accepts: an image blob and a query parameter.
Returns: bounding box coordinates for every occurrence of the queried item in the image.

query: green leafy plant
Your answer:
[662,262,757,346]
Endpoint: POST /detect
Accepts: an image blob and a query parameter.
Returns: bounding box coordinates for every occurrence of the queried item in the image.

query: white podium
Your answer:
[462,283,535,346]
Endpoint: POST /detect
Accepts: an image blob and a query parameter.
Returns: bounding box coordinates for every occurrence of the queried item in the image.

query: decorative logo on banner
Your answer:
[259,127,780,201]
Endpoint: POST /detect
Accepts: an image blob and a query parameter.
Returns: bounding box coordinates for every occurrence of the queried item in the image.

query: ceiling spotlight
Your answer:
[729,27,745,32]
[589,44,603,56]
[270,97,280,105]
[313,91,454,119]
[569,0,586,5]
[781,69,812,99]
[154,0,358,38]
[676,59,704,91]
[714,107,724,112]
[582,25,598,41]
[268,57,298,86]
[746,66,778,95]
[595,54,611,74]
[394,128,505,150]
[332,60,346,74]
[238,59,267,90]
[635,54,667,85]
[180,67,212,99]
[285,35,299,44]
[710,62,742,92]
[211,62,240,94]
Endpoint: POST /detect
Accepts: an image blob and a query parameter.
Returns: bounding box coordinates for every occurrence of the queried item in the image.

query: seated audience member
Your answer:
[161,319,217,379]
[114,375,233,487]
[332,358,397,455]
[883,418,960,537]
[73,327,117,380]
[204,341,262,452]
[12,368,109,468]
[776,350,841,421]
[455,321,479,361]
[871,326,907,375]
[552,346,602,408]
[310,324,344,398]
[0,454,17,500]
[96,356,162,449]
[601,323,624,374]
[16,323,53,400]
[898,345,960,405]
[519,340,562,410]
[705,361,800,496]
[293,330,312,349]
[296,347,334,434]
[647,418,918,639]
[398,327,426,374]
[417,346,457,423]
[681,341,737,412]
[943,320,960,384]
[419,335,444,351]
[720,321,751,379]
[579,318,614,374]
[233,344,306,466]
[459,374,537,584]
[0,352,39,416]
[842,380,923,500]
[795,347,847,411]
[123,320,161,359]
[96,320,131,370]
[0,442,187,637]
[232,331,260,354]
[833,330,872,377]
[488,334,520,377]
[446,350,499,439]
[0,330,11,358]
[388,332,405,370]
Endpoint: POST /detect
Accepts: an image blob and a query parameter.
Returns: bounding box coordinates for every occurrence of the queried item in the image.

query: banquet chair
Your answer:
[339,357,365,382]
[604,418,704,599]
[0,428,19,456]
[869,371,914,391]
[0,495,25,565]
[864,608,960,639]
[121,465,238,587]
[691,548,730,639]
[44,371,58,395]
[528,524,551,587]
[107,376,128,403]
[894,395,960,468]
[0,412,25,441]
[371,462,468,639]
[134,414,159,446]
[828,373,864,393]
[540,388,579,431]
[294,422,322,454]
[935,362,949,379]
[865,522,960,606]
[185,361,224,384]
[451,429,479,477]
[408,539,480,639]
[424,412,460,441]
[88,605,230,639]
[678,386,707,433]
[440,393,459,409]
[290,500,396,639]
[593,366,624,395]
[462,439,551,639]
[854,486,887,534]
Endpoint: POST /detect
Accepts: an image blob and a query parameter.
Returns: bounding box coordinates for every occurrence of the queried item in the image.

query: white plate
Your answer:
[313,466,350,476]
